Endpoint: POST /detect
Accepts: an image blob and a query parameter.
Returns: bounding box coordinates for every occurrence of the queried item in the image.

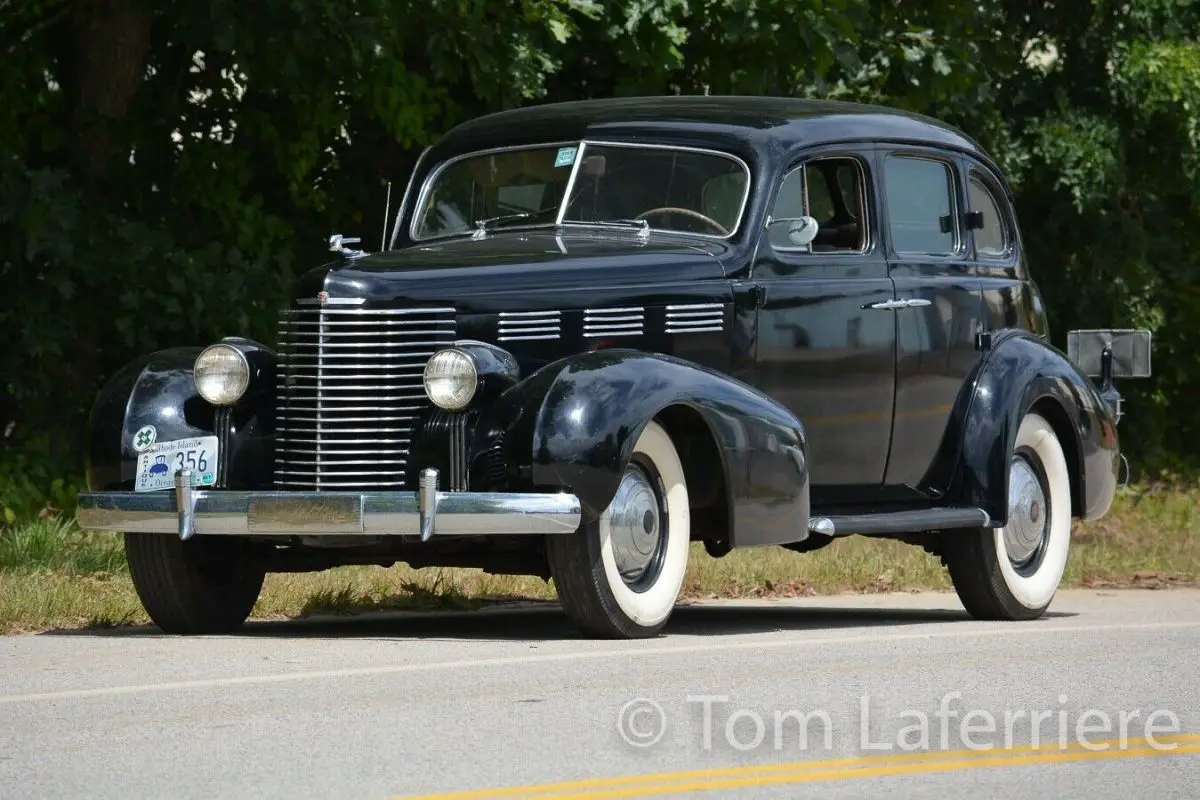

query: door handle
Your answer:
[865,298,932,311]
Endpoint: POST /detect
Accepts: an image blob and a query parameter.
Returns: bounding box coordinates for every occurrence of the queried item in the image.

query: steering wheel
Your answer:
[634,207,729,235]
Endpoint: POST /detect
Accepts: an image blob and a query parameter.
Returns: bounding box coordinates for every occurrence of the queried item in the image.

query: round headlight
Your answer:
[194,344,251,406]
[423,348,478,411]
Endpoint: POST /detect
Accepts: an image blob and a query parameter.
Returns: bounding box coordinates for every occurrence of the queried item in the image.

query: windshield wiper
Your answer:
[471,211,652,240]
[472,206,560,238]
[472,212,529,238]
[566,218,651,240]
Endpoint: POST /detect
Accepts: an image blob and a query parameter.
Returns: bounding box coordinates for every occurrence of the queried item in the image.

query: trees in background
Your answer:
[1,0,1197,521]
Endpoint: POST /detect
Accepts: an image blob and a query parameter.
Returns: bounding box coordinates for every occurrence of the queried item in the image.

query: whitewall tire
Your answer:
[547,420,690,638]
[943,412,1072,620]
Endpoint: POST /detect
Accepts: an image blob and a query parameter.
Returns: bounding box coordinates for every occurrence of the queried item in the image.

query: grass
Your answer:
[0,484,1196,635]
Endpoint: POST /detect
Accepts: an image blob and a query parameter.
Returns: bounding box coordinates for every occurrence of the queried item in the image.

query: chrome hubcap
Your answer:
[606,462,666,588]
[1004,456,1048,566]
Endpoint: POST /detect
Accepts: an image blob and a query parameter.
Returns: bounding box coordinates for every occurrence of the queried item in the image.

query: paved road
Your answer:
[1,589,1197,799]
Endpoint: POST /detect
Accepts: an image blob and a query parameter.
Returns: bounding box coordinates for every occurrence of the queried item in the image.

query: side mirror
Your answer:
[766,215,820,249]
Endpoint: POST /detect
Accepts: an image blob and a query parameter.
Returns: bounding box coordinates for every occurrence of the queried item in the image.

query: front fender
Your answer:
[85,345,276,492]
[490,349,810,544]
[948,331,1119,525]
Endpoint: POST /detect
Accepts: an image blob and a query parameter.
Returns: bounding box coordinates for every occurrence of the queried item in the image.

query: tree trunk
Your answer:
[62,0,153,179]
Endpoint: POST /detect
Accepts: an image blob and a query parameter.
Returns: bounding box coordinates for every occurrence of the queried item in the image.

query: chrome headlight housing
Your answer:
[194,344,251,406]
[423,348,478,411]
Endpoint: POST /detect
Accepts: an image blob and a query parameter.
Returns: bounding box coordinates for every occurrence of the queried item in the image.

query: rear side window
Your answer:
[883,156,960,256]
[968,175,1010,258]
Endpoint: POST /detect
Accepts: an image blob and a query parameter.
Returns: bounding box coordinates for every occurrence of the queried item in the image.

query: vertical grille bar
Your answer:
[274,306,456,491]
[214,407,233,487]
[315,309,327,489]
[449,414,468,491]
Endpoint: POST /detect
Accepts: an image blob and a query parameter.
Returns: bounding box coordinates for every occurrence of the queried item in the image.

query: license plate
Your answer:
[134,436,219,492]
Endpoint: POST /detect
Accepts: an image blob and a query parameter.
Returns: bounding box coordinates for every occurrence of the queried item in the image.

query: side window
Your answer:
[768,156,868,253]
[883,155,960,256]
[968,174,1009,258]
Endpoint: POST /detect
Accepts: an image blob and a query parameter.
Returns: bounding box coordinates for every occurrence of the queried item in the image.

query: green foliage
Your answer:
[0,516,125,575]
[1028,112,1122,213]
[0,436,79,527]
[2,0,1199,522]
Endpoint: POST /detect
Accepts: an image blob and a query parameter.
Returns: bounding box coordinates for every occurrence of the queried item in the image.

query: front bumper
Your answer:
[75,467,582,541]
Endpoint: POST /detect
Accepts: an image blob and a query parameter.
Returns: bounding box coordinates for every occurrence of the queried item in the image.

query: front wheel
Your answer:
[547,420,691,639]
[942,411,1073,620]
[124,533,266,634]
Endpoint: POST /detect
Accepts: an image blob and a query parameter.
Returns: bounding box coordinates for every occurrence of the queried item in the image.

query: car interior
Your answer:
[769,157,867,253]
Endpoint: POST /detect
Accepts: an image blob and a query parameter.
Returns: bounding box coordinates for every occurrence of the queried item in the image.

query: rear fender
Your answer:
[946,331,1118,524]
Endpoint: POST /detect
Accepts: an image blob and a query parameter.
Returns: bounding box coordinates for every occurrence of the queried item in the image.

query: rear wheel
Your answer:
[124,533,265,634]
[942,412,1072,620]
[547,420,690,638]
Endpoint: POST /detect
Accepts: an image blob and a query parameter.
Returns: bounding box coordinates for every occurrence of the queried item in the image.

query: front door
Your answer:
[752,149,897,508]
[876,149,987,494]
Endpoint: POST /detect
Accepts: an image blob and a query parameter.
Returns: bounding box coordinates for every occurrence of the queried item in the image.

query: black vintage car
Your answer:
[75,96,1151,639]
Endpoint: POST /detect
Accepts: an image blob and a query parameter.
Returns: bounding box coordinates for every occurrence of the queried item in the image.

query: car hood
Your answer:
[292,228,731,311]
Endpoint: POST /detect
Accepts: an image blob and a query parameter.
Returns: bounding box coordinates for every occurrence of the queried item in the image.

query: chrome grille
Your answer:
[420,410,472,491]
[274,306,456,490]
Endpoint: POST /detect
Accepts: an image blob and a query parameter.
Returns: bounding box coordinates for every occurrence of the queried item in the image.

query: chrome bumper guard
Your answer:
[74,468,582,542]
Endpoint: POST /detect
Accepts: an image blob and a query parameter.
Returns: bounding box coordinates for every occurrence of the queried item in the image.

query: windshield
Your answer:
[411,142,750,240]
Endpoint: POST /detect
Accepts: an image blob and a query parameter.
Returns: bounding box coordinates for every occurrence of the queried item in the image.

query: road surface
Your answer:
[1,589,1197,798]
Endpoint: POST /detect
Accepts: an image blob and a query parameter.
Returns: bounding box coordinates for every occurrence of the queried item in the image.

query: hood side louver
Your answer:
[583,306,644,338]
[498,310,561,342]
[665,302,725,334]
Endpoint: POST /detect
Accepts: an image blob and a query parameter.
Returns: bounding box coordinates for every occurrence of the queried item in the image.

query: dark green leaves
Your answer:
[2,0,1200,520]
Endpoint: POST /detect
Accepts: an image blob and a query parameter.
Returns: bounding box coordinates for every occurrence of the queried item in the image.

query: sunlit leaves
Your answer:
[1112,39,1200,186]
[1028,112,1122,213]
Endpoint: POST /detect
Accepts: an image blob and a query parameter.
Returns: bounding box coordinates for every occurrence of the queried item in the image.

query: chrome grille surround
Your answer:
[274,306,456,491]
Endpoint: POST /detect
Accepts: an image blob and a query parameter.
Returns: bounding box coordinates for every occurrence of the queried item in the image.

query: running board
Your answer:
[808,507,990,537]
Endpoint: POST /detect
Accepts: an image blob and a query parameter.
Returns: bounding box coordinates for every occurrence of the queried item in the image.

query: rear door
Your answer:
[877,147,987,494]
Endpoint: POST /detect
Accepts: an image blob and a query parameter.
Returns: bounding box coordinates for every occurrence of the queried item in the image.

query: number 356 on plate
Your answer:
[134,436,219,492]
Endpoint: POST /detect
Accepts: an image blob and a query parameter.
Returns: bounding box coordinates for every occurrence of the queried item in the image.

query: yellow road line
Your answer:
[402,734,1200,800]
[544,745,1200,799]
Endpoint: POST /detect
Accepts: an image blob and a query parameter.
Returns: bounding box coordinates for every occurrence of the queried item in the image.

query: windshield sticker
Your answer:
[554,146,578,168]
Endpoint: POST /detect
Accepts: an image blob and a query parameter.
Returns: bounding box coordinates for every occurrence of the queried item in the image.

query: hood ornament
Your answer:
[297,288,365,306]
[300,235,369,306]
[328,233,366,258]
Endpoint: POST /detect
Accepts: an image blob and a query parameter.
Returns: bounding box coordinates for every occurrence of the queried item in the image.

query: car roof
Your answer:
[433,95,990,162]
